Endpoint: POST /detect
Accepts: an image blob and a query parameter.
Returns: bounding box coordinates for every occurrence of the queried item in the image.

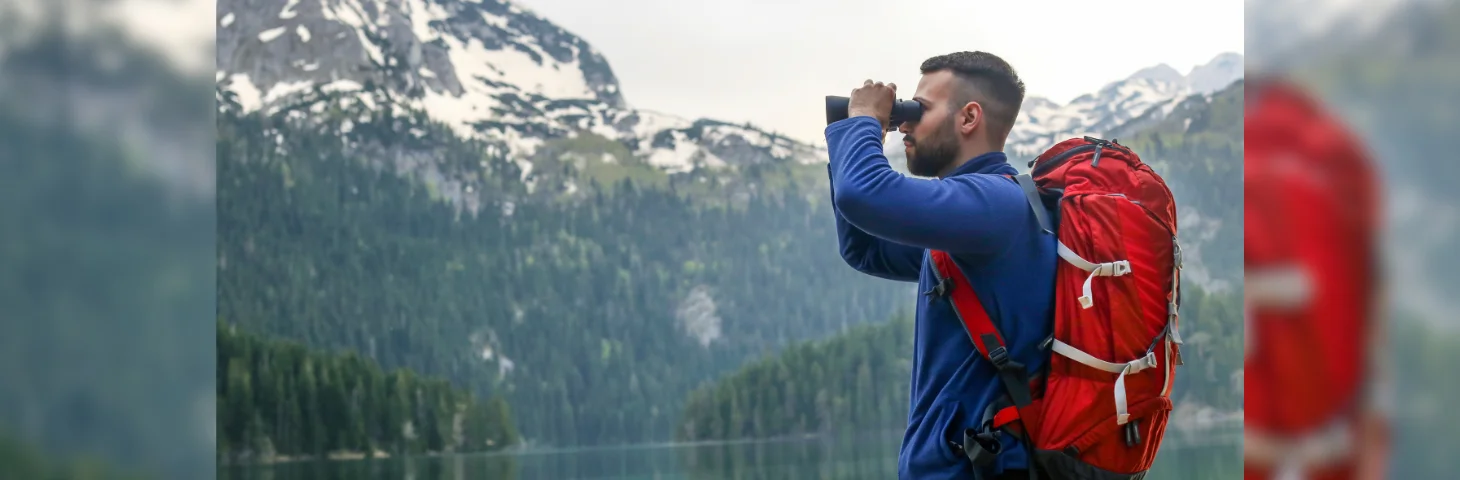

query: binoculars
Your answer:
[824,96,923,127]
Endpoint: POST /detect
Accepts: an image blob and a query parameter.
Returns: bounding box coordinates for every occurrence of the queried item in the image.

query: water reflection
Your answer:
[222,431,1238,480]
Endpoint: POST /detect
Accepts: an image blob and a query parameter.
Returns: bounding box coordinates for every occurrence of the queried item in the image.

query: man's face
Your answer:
[899,70,964,177]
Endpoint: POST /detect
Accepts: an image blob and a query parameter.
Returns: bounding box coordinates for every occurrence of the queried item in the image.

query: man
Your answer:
[825,51,1056,480]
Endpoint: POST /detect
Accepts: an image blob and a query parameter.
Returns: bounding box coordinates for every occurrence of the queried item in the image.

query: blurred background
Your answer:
[1246,0,1460,478]
[0,0,216,478]
[0,0,1372,478]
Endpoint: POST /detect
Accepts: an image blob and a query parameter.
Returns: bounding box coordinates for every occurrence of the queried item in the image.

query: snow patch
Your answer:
[631,109,693,138]
[280,0,300,19]
[406,0,450,41]
[226,74,262,111]
[646,131,699,173]
[295,25,311,42]
[258,26,287,42]
[263,80,314,104]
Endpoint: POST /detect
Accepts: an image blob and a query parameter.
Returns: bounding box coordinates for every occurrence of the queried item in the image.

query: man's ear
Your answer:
[958,101,983,136]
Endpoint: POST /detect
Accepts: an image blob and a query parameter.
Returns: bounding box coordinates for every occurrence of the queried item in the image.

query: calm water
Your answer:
[220,431,1240,480]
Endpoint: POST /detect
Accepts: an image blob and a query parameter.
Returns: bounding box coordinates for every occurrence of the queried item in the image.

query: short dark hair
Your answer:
[919,51,1026,141]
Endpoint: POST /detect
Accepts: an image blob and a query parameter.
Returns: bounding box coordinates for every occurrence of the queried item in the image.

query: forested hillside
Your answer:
[217,321,518,464]
[216,108,909,448]
[677,314,915,442]
[675,280,1243,442]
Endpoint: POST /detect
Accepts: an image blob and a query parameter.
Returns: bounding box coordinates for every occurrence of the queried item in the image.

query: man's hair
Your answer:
[919,51,1026,141]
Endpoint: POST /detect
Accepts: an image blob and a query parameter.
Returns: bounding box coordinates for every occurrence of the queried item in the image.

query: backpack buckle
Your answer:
[984,341,1033,407]
[988,346,1010,369]
[962,428,1003,467]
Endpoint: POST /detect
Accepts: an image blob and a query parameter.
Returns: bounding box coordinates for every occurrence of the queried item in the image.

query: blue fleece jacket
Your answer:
[825,116,1057,480]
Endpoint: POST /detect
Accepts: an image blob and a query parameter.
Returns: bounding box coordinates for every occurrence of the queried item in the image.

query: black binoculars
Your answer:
[824,96,923,127]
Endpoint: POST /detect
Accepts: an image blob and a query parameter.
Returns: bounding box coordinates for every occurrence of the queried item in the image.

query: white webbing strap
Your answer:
[1056,242,1131,309]
[1050,340,1158,425]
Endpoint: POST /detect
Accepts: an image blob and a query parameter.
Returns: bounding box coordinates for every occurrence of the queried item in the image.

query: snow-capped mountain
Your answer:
[215,0,823,174]
[1005,52,1244,159]
[216,0,1240,181]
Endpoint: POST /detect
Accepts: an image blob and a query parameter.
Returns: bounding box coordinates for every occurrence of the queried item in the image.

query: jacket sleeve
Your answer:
[828,165,924,282]
[825,116,1030,256]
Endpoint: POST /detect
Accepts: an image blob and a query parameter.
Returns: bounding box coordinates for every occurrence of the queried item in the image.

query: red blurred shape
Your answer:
[1243,77,1390,480]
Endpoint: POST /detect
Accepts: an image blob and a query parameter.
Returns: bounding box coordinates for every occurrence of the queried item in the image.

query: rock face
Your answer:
[217,0,1241,175]
[215,0,823,173]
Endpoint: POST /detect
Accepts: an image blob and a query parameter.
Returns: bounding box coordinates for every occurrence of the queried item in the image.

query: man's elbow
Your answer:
[832,188,879,229]
[838,244,874,275]
[838,243,911,280]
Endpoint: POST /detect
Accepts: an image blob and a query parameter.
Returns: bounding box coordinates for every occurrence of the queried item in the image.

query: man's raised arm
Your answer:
[825,116,1029,256]
[828,164,923,282]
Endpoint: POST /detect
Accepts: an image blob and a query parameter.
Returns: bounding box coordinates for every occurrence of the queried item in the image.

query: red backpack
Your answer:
[1242,79,1383,474]
[930,136,1183,478]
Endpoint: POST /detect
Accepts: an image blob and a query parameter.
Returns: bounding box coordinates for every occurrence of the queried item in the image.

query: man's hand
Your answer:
[848,80,896,134]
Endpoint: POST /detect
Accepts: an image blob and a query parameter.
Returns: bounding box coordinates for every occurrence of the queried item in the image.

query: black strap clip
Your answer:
[962,428,1004,467]
[982,337,1033,408]
[988,345,1011,369]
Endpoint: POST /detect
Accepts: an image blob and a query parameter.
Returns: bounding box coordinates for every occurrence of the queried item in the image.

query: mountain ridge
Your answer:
[1004,51,1243,159]
[215,0,1244,292]
[216,0,1241,175]
[216,0,825,179]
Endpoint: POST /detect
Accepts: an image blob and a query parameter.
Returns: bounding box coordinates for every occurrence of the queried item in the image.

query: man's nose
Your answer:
[897,121,913,135]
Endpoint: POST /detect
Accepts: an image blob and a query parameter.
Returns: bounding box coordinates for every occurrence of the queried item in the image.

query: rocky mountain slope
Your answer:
[215,0,1246,293]
[1004,52,1244,159]
[215,0,823,178]
[216,0,1240,176]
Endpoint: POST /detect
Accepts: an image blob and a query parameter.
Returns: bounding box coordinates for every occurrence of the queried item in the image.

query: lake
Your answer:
[220,431,1241,480]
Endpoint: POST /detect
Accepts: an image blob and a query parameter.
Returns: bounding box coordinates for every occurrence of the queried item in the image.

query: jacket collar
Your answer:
[945,151,1017,178]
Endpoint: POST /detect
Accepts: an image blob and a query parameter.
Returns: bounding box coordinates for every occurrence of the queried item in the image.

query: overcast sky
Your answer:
[105,0,1241,145]
[517,0,1244,145]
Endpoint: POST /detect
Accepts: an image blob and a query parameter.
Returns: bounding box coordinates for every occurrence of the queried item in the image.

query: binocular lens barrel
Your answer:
[824,95,923,126]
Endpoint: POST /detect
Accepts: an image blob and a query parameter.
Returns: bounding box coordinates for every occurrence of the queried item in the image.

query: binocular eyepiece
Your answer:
[824,96,923,127]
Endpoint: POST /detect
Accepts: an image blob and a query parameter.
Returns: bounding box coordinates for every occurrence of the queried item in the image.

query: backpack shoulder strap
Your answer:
[1013,174,1054,234]
[927,250,1033,408]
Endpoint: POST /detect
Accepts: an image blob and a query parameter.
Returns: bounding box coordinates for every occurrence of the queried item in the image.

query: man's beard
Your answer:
[905,121,959,178]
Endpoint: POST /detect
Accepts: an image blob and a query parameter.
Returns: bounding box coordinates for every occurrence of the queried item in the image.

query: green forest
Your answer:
[216,102,909,449]
[677,313,915,442]
[676,279,1243,443]
[217,321,518,464]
